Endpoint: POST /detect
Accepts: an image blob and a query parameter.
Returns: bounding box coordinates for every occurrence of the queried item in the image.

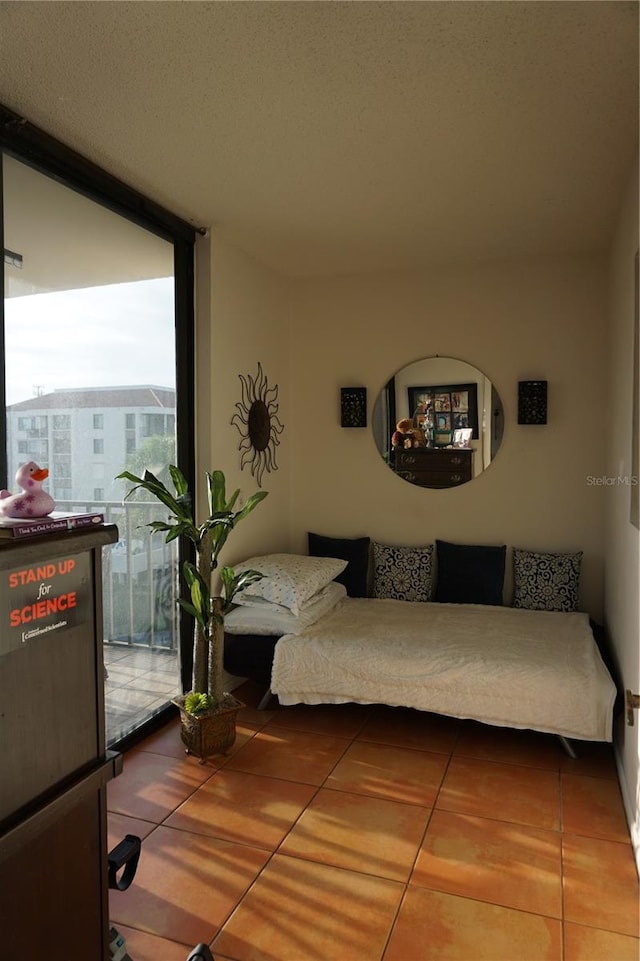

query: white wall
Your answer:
[203,225,639,852]
[289,254,608,617]
[195,232,291,572]
[605,152,640,869]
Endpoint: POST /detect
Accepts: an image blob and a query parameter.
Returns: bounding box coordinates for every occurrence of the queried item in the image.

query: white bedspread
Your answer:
[271,598,617,741]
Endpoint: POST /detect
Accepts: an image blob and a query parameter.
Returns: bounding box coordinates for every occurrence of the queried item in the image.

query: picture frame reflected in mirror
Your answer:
[453,427,473,448]
[408,382,479,440]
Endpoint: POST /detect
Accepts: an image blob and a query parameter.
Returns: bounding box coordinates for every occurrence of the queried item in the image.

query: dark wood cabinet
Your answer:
[394,447,473,488]
[0,525,120,960]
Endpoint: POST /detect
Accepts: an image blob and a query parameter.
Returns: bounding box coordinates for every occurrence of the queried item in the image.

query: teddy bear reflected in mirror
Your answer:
[391,418,427,450]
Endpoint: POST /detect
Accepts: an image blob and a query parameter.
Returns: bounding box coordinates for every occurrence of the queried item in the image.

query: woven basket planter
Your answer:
[172,694,244,762]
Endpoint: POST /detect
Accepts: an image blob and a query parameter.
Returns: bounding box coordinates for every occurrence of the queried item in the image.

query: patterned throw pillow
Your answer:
[512,549,582,612]
[373,542,433,602]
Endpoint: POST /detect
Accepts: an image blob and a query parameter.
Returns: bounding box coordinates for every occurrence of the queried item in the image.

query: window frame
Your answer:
[0,102,197,698]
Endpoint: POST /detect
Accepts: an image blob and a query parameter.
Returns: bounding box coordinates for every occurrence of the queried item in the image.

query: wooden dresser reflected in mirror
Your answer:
[393,446,473,488]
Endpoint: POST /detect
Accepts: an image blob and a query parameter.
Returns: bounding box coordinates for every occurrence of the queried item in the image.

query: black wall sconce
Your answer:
[518,380,548,425]
[340,387,367,428]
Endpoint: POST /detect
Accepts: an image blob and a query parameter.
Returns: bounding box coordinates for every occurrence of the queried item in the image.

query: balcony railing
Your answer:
[57,499,180,652]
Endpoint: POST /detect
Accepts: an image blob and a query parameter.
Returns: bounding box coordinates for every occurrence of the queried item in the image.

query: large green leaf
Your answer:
[220,566,264,613]
[235,490,269,522]
[183,561,210,630]
[178,598,199,620]
[235,568,265,590]
[147,520,177,534]
[117,469,188,520]
[168,464,189,497]
[207,470,226,514]
[165,526,185,544]
[225,487,241,512]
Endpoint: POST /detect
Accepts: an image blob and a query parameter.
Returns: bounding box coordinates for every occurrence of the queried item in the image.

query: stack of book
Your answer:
[0,510,105,540]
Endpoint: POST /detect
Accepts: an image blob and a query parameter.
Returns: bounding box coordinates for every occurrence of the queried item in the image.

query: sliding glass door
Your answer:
[2,145,194,747]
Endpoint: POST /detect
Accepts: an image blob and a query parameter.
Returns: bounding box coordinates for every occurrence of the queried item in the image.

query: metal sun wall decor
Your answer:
[231,362,284,487]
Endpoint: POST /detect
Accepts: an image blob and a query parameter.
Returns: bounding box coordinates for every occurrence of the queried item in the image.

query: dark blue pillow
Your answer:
[435,539,506,606]
[308,532,370,597]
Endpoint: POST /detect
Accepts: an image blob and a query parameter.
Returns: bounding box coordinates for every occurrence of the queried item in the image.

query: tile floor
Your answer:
[107,681,640,961]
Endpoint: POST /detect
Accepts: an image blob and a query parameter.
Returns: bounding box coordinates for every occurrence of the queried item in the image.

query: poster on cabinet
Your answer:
[1,552,90,655]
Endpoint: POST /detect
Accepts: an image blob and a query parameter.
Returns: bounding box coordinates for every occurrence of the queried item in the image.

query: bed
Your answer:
[224,545,619,747]
[270,598,616,743]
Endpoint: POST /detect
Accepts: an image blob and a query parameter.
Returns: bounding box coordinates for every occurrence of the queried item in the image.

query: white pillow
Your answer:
[225,582,346,636]
[233,553,347,615]
[233,580,334,613]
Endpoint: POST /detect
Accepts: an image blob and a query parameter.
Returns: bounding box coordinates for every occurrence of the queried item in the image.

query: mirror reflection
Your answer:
[372,356,504,488]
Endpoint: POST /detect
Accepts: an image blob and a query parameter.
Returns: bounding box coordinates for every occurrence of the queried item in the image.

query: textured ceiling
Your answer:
[0,1,638,278]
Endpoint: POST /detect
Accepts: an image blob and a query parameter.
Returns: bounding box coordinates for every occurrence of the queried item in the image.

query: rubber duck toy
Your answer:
[0,461,56,519]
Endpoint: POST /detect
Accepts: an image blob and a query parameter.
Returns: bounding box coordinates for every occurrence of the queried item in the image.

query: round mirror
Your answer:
[372,356,504,489]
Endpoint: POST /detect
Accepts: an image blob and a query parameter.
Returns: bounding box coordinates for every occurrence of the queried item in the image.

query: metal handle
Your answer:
[108,833,141,891]
[186,946,215,961]
[626,690,640,725]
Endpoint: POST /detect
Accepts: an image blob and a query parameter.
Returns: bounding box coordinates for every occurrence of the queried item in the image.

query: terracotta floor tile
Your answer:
[106,706,640,961]
[436,756,561,830]
[265,701,372,738]
[108,825,270,946]
[562,834,640,937]
[454,721,562,771]
[223,725,350,785]
[213,853,404,961]
[384,887,562,961]
[559,741,618,780]
[412,809,562,918]
[107,750,215,822]
[234,703,278,733]
[112,924,192,961]
[129,716,187,759]
[165,769,316,849]
[231,679,277,711]
[279,786,430,881]
[564,921,640,961]
[562,772,631,842]
[107,811,158,853]
[222,722,262,759]
[358,706,462,755]
[326,740,449,806]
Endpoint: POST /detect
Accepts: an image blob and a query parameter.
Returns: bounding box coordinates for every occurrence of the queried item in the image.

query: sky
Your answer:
[5,277,176,405]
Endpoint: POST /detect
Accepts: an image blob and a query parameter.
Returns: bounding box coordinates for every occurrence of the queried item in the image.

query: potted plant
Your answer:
[117,465,268,760]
